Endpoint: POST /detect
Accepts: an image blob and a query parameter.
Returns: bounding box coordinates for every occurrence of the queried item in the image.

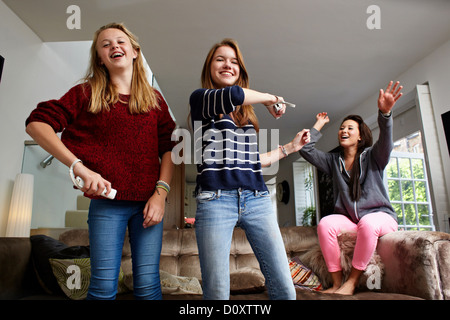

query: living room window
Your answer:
[386,131,435,231]
[293,160,317,226]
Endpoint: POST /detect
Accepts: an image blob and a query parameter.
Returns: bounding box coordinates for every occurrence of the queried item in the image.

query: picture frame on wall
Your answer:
[0,55,4,84]
[442,110,450,156]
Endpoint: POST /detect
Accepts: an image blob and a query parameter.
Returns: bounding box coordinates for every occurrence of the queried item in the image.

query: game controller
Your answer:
[74,176,117,199]
[272,101,296,112]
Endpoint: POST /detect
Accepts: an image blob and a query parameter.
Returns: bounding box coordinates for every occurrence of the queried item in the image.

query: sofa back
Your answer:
[0,238,42,299]
[158,226,318,279]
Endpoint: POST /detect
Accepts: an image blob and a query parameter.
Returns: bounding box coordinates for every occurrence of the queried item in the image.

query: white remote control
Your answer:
[75,176,117,199]
[272,101,296,112]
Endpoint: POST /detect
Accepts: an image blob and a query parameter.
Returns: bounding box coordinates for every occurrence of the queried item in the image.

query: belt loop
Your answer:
[217,189,221,198]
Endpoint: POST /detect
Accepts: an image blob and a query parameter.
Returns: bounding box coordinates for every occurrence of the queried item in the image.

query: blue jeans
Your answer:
[195,189,296,300]
[87,199,163,300]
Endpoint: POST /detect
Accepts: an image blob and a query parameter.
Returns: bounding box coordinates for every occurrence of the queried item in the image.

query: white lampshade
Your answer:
[6,173,34,237]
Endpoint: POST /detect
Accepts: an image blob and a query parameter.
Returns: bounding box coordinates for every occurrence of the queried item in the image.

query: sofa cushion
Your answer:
[230,267,265,294]
[30,235,90,295]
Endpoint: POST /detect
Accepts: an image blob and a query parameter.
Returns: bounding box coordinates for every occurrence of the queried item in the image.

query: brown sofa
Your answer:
[1,226,449,300]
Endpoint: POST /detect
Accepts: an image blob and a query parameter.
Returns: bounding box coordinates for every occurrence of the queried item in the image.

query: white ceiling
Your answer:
[5,0,450,143]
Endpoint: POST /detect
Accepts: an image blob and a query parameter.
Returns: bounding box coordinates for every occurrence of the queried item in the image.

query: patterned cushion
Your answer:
[289,257,322,291]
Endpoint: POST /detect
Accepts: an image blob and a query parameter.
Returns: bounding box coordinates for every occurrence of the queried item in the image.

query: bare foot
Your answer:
[334,280,356,295]
[322,286,340,294]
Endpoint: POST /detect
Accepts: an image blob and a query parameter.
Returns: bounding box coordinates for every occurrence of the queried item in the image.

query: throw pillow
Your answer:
[160,270,203,295]
[49,258,128,300]
[289,257,322,291]
[30,235,90,295]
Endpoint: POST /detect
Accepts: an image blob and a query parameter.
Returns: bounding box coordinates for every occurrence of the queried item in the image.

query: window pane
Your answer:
[388,180,401,201]
[401,180,414,202]
[392,203,403,221]
[417,204,430,225]
[387,158,398,178]
[415,181,428,202]
[411,158,425,179]
[404,204,416,225]
[399,158,411,178]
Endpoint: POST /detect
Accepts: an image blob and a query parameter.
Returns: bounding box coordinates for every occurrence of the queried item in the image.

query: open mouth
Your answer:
[220,71,234,76]
[111,52,124,59]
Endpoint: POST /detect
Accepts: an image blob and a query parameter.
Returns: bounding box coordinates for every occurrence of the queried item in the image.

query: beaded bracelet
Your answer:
[279,145,288,158]
[155,180,170,195]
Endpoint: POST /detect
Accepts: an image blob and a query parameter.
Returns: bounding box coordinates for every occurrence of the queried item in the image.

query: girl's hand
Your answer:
[378,81,403,114]
[265,95,286,119]
[316,112,330,124]
[143,190,166,228]
[313,112,330,131]
[290,129,311,152]
[72,162,112,197]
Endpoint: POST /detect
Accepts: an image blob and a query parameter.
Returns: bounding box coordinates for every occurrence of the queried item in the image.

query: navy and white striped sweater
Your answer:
[189,86,268,192]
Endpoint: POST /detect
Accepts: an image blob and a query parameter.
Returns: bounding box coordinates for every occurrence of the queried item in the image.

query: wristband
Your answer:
[279,145,288,158]
[70,159,83,172]
[156,180,171,193]
[156,185,169,195]
[69,159,83,188]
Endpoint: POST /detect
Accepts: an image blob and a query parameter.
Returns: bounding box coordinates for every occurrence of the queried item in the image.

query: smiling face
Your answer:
[338,119,361,149]
[210,45,240,88]
[96,28,137,73]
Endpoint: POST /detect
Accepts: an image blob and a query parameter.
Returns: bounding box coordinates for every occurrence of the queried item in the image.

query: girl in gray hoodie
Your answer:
[299,81,403,295]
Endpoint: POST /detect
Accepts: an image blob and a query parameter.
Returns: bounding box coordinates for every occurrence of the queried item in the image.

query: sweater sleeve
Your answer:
[156,90,176,158]
[299,128,334,176]
[189,86,244,122]
[25,84,89,132]
[371,111,394,169]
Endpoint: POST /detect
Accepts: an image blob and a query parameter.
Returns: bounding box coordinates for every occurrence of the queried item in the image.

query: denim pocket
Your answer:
[196,191,217,203]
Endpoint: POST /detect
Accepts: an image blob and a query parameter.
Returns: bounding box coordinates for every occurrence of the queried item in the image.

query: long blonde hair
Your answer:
[201,38,259,131]
[83,22,159,114]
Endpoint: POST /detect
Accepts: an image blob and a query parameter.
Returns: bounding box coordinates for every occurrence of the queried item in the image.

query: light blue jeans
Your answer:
[87,199,163,300]
[195,189,296,300]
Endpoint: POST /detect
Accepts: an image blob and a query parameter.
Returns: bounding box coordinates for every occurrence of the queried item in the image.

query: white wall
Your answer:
[0,1,91,235]
[314,38,450,232]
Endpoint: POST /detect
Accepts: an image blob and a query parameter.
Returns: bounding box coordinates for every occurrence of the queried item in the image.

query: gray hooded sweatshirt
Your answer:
[299,111,397,223]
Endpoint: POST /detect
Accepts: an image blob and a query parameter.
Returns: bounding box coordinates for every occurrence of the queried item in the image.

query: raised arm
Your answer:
[378,81,403,115]
[241,88,286,119]
[312,112,330,132]
[372,81,403,168]
[189,86,290,122]
[298,112,334,176]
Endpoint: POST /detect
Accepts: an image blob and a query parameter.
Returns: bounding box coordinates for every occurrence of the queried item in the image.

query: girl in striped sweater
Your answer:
[190,38,310,300]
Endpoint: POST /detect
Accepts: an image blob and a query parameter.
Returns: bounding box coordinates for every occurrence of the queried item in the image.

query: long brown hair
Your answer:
[83,22,159,114]
[200,38,259,131]
[341,115,373,201]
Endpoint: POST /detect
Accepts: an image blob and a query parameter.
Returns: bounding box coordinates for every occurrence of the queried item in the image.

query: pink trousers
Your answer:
[317,212,398,272]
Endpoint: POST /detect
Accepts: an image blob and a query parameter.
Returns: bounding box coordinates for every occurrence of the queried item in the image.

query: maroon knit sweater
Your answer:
[26,83,176,201]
